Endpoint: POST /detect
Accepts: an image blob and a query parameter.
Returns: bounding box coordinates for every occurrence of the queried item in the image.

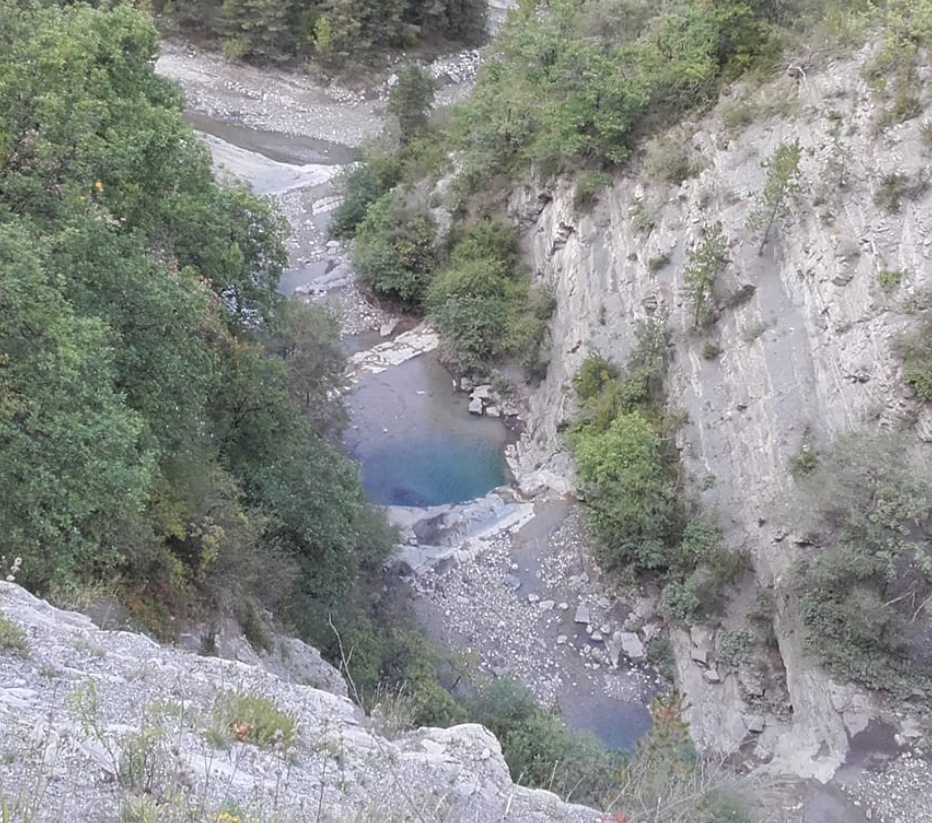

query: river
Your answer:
[158,38,660,753]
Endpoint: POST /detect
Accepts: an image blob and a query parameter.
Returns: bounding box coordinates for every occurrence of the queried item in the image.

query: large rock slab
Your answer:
[0,581,595,823]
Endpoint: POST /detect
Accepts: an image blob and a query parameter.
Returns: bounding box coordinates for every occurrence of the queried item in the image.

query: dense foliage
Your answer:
[451,0,780,181]
[336,148,551,373]
[426,219,554,374]
[569,320,748,623]
[157,0,488,64]
[387,64,437,144]
[469,677,622,803]
[0,1,390,637]
[352,192,440,305]
[790,432,932,695]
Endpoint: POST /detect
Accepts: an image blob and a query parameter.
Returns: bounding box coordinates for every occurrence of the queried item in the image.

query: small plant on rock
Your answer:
[790,446,818,478]
[878,268,906,291]
[0,613,28,656]
[682,222,728,326]
[897,310,932,402]
[574,170,614,211]
[211,691,295,750]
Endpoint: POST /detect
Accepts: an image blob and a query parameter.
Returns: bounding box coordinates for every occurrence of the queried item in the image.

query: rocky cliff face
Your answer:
[507,46,932,779]
[0,581,596,822]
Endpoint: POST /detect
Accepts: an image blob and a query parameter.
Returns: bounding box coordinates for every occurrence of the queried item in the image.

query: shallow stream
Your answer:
[188,96,649,751]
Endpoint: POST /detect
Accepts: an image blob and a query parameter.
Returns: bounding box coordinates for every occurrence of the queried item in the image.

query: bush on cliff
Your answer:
[426,218,554,374]
[352,193,440,305]
[790,431,932,695]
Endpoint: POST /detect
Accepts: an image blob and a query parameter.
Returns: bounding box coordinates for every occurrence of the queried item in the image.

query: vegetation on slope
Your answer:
[790,433,932,696]
[0,0,392,641]
[568,321,749,627]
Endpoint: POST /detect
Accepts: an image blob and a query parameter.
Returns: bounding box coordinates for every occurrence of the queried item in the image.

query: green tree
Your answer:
[0,223,155,587]
[268,298,347,433]
[0,2,388,627]
[747,139,803,255]
[387,64,436,143]
[220,0,297,61]
[682,221,729,326]
[791,432,932,694]
[573,411,681,571]
[352,193,439,305]
[328,151,400,239]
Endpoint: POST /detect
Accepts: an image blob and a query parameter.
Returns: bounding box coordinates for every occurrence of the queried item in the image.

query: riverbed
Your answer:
[156,38,662,753]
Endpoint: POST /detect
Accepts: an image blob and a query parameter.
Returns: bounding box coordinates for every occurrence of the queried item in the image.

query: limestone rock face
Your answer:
[0,582,595,823]
[506,46,932,777]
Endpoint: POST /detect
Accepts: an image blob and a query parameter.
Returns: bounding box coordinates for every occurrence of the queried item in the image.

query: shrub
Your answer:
[574,169,614,210]
[790,446,818,477]
[716,629,752,669]
[702,342,722,360]
[646,632,676,679]
[469,677,621,804]
[790,431,932,694]
[387,65,436,143]
[661,578,703,625]
[897,312,932,401]
[0,613,28,656]
[212,691,295,749]
[645,136,698,185]
[672,520,723,574]
[452,0,773,176]
[426,219,549,373]
[612,692,751,823]
[682,222,728,326]
[725,283,756,308]
[877,93,922,130]
[352,194,439,305]
[874,171,927,213]
[328,153,401,240]
[237,597,273,654]
[748,587,778,647]
[572,355,620,404]
[573,411,682,572]
[660,524,749,626]
[878,268,906,291]
[647,252,671,273]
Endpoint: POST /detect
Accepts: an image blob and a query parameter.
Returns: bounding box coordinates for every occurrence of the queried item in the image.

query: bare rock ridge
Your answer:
[0,581,595,822]
[507,45,931,780]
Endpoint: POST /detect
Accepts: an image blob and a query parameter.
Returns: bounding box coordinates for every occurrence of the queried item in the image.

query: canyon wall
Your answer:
[509,46,932,779]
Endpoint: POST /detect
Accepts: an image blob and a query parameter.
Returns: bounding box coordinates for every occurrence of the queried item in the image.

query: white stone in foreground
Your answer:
[0,581,596,823]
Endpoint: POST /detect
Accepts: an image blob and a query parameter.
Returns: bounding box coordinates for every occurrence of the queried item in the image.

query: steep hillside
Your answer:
[0,581,595,823]
[507,43,932,779]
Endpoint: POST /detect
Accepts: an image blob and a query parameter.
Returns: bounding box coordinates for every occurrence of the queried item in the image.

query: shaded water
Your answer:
[563,696,653,751]
[344,353,512,506]
[184,111,356,165]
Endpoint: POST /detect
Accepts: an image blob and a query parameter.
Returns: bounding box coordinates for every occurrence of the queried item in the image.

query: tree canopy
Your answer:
[0,0,390,631]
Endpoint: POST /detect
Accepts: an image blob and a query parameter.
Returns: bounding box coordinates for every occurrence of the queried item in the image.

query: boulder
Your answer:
[619,631,646,661]
[574,604,590,625]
